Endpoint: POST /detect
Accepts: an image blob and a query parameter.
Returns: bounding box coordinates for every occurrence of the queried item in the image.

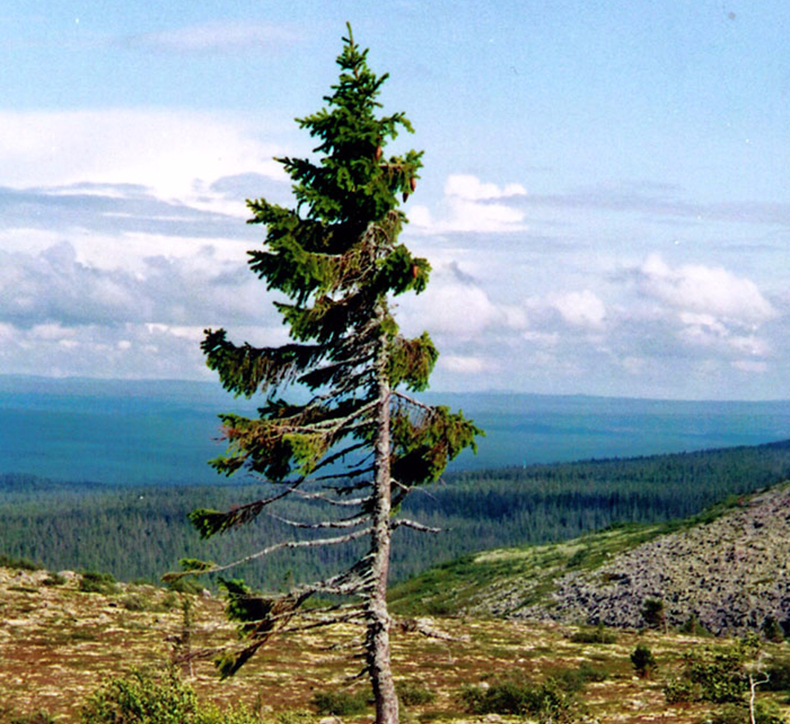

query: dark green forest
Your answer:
[3,438,790,591]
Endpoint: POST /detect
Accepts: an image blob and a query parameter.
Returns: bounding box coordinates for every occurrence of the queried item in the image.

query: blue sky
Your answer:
[2,0,790,400]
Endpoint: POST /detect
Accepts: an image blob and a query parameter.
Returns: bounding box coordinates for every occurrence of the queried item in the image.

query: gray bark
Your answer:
[366,331,399,724]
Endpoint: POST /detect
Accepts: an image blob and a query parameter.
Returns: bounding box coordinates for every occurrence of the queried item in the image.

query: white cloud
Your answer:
[551,290,606,329]
[439,354,496,374]
[0,109,288,210]
[0,241,276,330]
[127,21,301,54]
[444,174,527,201]
[409,281,502,337]
[635,253,775,323]
[521,329,560,347]
[410,174,527,234]
[623,253,777,362]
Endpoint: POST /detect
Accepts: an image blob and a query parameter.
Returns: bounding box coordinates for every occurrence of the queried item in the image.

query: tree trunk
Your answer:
[367,334,399,724]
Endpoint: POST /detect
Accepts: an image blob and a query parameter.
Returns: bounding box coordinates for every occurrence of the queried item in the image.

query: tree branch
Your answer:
[266,510,371,530]
[164,527,373,581]
[390,519,442,534]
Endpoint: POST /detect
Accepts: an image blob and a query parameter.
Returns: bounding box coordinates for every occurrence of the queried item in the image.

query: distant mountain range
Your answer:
[2,374,790,485]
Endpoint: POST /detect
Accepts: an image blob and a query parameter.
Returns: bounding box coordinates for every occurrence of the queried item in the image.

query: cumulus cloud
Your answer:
[126,21,301,54]
[0,241,275,330]
[398,260,528,343]
[614,253,777,369]
[410,173,527,234]
[408,281,502,338]
[550,290,606,329]
[444,174,527,201]
[633,253,775,323]
[438,355,496,374]
[0,109,288,208]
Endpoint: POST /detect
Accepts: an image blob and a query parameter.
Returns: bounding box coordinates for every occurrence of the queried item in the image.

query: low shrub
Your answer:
[679,614,709,636]
[9,712,56,724]
[664,642,749,704]
[79,571,118,595]
[121,594,151,612]
[573,661,608,684]
[459,671,580,723]
[0,554,42,571]
[81,669,197,724]
[397,682,436,706]
[551,663,608,693]
[707,701,787,724]
[273,711,313,724]
[569,624,617,644]
[565,547,589,568]
[529,679,578,724]
[631,644,657,678]
[311,689,370,716]
[708,704,750,724]
[752,701,789,724]
[80,669,258,724]
[762,615,785,643]
[641,598,666,630]
[686,646,747,704]
[761,657,790,692]
[664,677,696,704]
[42,572,67,586]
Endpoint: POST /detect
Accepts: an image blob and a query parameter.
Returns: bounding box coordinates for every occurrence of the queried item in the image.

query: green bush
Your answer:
[565,547,589,568]
[195,705,260,724]
[708,701,788,724]
[273,711,313,724]
[641,598,666,630]
[80,670,258,724]
[664,643,749,705]
[569,624,617,644]
[529,679,578,724]
[79,571,118,595]
[752,701,789,724]
[679,614,709,636]
[762,657,790,692]
[397,681,436,706]
[9,712,56,724]
[551,663,608,693]
[459,672,579,723]
[663,677,696,704]
[0,554,42,571]
[631,644,657,678]
[708,704,750,724]
[762,615,785,643]
[311,689,370,716]
[460,672,535,715]
[81,670,197,724]
[42,572,67,586]
[121,594,150,611]
[686,646,747,703]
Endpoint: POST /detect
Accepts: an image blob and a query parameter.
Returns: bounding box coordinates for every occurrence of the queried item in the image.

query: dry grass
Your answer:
[2,566,788,723]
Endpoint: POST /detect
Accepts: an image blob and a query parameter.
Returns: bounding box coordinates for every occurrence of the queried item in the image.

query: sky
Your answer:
[2,0,790,400]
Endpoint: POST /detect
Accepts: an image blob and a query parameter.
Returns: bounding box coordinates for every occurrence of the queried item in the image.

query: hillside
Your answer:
[390,482,790,637]
[3,564,790,724]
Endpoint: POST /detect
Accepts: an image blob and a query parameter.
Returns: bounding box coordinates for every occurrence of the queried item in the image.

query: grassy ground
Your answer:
[3,566,790,723]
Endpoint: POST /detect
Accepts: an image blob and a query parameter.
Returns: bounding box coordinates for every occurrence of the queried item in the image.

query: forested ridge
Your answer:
[3,438,790,590]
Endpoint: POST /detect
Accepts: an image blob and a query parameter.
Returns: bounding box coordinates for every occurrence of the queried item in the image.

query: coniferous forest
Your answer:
[4,438,790,591]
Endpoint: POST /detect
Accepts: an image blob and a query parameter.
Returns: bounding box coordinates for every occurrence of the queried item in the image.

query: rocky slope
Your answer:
[471,483,790,635]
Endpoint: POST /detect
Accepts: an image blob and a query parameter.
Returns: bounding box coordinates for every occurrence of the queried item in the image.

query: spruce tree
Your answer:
[178,25,480,724]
